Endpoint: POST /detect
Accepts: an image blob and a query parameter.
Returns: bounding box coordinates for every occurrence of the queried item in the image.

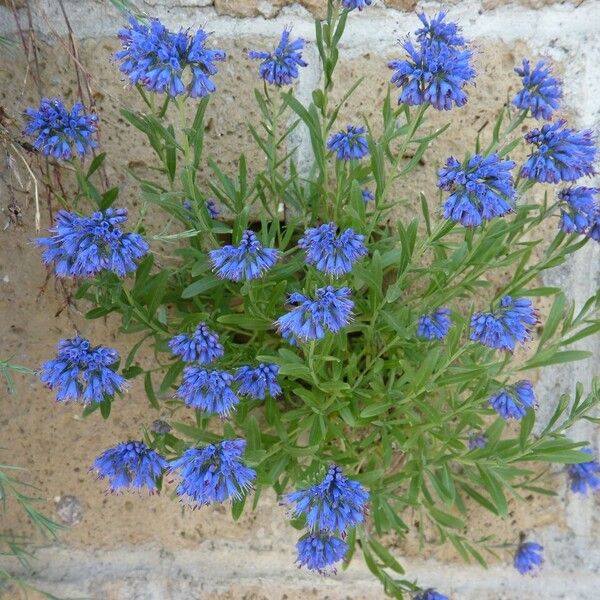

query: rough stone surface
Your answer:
[55,495,84,526]
[0,1,599,599]
[213,0,284,18]
[138,0,574,19]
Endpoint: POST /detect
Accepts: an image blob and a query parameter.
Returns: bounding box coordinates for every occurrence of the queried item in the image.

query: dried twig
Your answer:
[54,0,109,190]
[8,140,40,231]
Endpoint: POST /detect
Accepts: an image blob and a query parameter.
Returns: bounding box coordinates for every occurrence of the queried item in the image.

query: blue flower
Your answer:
[36,208,149,279]
[468,433,487,450]
[234,364,281,400]
[470,296,538,352]
[187,29,227,99]
[513,59,561,120]
[209,230,279,282]
[169,439,256,505]
[248,29,307,86]
[341,0,372,10]
[415,11,466,48]
[514,541,544,575]
[24,98,97,160]
[40,336,124,404]
[488,381,535,420]
[276,286,354,342]
[169,323,224,364]
[298,223,368,277]
[115,16,225,98]
[176,368,239,416]
[92,441,168,493]
[183,198,219,219]
[295,532,348,572]
[327,125,369,161]
[361,189,374,203]
[286,465,369,533]
[567,448,600,494]
[116,17,186,95]
[415,590,449,600]
[206,198,220,219]
[417,308,452,340]
[388,13,475,111]
[590,213,600,242]
[439,154,516,227]
[521,120,597,183]
[558,186,599,236]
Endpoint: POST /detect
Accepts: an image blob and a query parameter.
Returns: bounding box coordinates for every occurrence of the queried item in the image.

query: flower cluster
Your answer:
[514,541,544,575]
[298,223,368,277]
[210,230,279,281]
[169,439,256,505]
[287,465,369,572]
[295,534,349,572]
[415,591,449,600]
[567,448,600,494]
[438,154,516,227]
[470,296,538,352]
[115,16,226,97]
[276,286,353,342]
[327,125,369,161]
[234,364,281,399]
[169,322,224,364]
[183,198,220,219]
[92,441,168,493]
[176,368,239,416]
[24,98,98,160]
[513,59,561,120]
[37,208,149,279]
[248,29,307,86]
[388,12,475,111]
[488,381,536,420]
[40,337,124,404]
[342,0,372,10]
[468,433,487,450]
[558,186,599,241]
[206,198,220,219]
[521,120,597,183]
[417,308,452,340]
[287,465,369,532]
[169,324,280,414]
[361,189,374,203]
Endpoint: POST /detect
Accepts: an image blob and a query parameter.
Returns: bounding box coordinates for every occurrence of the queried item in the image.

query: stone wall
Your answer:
[0,0,599,598]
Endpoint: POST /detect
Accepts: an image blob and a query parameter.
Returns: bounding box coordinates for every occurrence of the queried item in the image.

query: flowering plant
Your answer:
[27,1,600,597]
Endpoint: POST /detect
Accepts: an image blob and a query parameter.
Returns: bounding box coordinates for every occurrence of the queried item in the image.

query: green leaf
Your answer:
[181,275,221,298]
[477,468,508,517]
[519,409,535,450]
[160,361,184,394]
[360,403,392,418]
[539,293,565,346]
[461,483,498,515]
[217,314,272,330]
[278,363,313,381]
[99,399,112,420]
[144,372,160,409]
[427,505,464,529]
[368,538,405,574]
[524,350,592,369]
[86,152,106,177]
[99,186,119,211]
[231,495,247,521]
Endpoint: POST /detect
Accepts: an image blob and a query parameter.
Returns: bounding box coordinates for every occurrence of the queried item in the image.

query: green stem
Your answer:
[379,103,429,206]
[175,96,218,247]
[266,86,281,208]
